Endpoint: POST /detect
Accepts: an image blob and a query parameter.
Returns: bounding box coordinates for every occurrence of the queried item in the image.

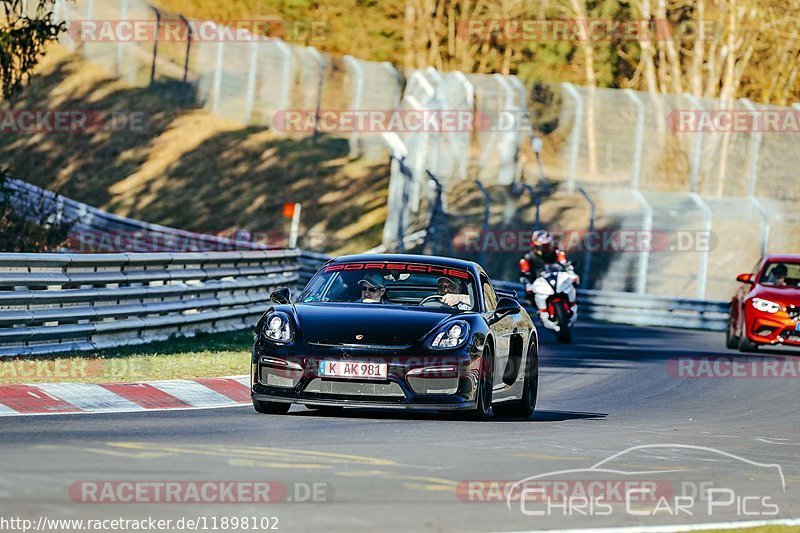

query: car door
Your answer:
[481,274,510,388]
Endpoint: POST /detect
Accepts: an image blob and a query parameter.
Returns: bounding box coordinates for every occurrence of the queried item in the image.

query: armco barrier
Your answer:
[0,250,299,357]
[3,177,272,252]
[299,253,730,331]
[491,280,729,331]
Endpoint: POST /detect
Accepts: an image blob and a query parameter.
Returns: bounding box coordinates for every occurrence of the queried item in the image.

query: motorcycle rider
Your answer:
[519,230,579,330]
[519,230,578,283]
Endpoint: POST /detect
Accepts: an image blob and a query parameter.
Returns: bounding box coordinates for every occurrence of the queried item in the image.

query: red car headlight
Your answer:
[751,298,782,314]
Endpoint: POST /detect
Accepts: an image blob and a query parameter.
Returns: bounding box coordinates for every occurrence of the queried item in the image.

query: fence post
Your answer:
[493,74,518,185]
[684,93,704,193]
[244,40,260,123]
[149,5,161,85]
[631,190,652,295]
[211,26,225,114]
[306,47,325,145]
[624,89,645,190]
[688,192,712,299]
[578,187,595,289]
[475,180,492,266]
[115,0,129,77]
[748,196,770,257]
[561,83,583,194]
[274,42,293,120]
[179,15,192,84]
[739,98,762,197]
[343,56,365,159]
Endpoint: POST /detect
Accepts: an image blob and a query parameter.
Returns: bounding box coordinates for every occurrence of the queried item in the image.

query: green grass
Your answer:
[0,330,254,384]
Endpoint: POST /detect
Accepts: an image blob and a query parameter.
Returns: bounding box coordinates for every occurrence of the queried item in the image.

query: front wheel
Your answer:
[253,399,291,415]
[494,339,538,418]
[466,346,494,421]
[554,305,572,343]
[725,319,739,349]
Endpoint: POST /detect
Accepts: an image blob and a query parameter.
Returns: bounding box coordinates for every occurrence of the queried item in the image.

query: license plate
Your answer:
[320,361,388,380]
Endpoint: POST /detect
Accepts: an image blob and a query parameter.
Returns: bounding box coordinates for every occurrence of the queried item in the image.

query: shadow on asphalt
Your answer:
[291,408,607,423]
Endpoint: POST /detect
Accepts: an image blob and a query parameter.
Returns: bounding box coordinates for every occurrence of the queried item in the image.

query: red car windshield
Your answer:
[758,262,800,288]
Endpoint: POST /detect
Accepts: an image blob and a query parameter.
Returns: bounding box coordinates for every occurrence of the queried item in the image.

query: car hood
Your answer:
[293,303,457,346]
[752,286,800,305]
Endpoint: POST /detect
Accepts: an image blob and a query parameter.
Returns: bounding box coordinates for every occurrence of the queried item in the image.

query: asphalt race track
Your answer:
[1,322,799,532]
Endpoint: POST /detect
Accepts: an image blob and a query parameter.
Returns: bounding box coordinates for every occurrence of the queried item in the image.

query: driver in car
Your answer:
[358,273,387,303]
[437,277,472,310]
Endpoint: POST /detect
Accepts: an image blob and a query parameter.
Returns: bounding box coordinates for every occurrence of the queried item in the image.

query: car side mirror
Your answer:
[270,287,292,305]
[490,297,522,324]
[736,273,754,284]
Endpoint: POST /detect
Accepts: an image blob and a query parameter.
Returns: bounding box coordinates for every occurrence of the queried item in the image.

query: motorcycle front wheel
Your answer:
[554,305,572,343]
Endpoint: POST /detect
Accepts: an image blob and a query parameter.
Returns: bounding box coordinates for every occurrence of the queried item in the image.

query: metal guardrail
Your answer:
[3,177,271,252]
[0,250,300,357]
[297,253,730,331]
[492,280,729,331]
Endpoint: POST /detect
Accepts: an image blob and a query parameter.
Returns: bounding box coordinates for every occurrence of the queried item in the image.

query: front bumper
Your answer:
[251,341,482,410]
[745,310,800,346]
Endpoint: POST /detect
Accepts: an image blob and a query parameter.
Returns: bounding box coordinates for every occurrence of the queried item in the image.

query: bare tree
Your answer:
[0,0,64,100]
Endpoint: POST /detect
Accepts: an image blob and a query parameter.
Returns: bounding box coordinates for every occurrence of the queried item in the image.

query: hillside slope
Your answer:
[0,46,389,253]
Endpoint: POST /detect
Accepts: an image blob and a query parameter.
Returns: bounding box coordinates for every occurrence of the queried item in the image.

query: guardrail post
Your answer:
[561,83,583,194]
[740,98,763,197]
[624,89,645,190]
[631,190,652,295]
[748,196,770,257]
[684,93,704,193]
[688,192,712,299]
[578,187,596,288]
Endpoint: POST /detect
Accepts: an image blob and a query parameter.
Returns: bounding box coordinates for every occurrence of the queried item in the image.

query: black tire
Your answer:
[738,333,759,352]
[725,319,739,349]
[737,320,759,352]
[253,399,291,415]
[494,339,538,419]
[554,305,572,343]
[466,345,494,421]
[304,404,344,414]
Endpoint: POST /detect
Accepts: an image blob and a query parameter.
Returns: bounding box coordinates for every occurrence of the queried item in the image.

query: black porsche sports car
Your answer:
[251,254,538,420]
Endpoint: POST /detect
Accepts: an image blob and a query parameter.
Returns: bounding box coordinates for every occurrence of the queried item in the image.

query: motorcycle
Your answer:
[524,263,578,343]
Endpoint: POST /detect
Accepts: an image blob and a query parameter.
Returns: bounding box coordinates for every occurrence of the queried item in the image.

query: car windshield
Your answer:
[758,261,800,287]
[298,262,478,311]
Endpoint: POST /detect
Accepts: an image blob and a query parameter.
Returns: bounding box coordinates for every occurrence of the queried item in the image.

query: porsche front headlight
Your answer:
[430,321,469,350]
[751,298,782,314]
[263,311,293,342]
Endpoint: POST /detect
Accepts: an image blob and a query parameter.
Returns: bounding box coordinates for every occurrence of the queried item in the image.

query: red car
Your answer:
[727,254,800,352]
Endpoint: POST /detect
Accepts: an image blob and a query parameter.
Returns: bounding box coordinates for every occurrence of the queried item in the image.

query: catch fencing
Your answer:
[0,250,299,357]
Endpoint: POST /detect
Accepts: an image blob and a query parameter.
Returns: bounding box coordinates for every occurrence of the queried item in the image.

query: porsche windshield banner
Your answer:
[324,262,470,280]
